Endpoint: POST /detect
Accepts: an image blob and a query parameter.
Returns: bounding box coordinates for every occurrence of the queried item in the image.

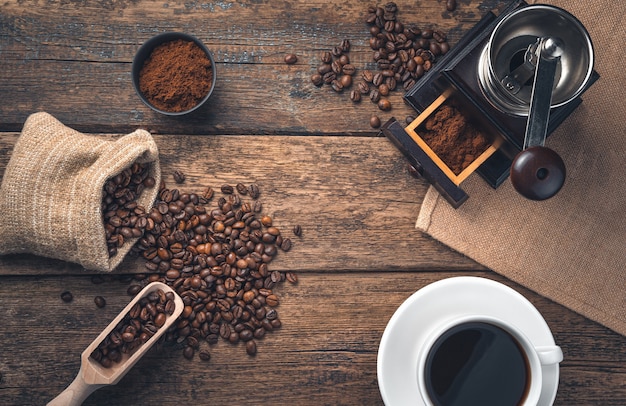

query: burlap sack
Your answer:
[0,112,161,272]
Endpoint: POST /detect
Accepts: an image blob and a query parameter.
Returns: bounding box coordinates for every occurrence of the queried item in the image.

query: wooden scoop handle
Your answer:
[46,367,104,406]
[510,145,566,201]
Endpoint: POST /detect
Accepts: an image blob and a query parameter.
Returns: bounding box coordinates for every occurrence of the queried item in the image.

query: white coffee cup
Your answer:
[416,315,563,406]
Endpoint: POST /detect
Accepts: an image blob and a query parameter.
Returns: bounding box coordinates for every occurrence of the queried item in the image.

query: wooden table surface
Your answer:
[1,0,625,404]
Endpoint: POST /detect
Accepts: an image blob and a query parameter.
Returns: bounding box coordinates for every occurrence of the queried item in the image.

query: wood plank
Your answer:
[0,272,625,405]
[0,0,502,134]
[0,132,486,275]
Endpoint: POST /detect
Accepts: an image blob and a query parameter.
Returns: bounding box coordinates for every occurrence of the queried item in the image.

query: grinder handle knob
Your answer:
[510,146,565,201]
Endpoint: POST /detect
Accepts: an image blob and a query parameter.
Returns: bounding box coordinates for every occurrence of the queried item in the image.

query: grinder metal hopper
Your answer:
[382,0,598,208]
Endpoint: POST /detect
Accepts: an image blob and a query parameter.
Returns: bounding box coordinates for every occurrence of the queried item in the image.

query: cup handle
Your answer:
[535,345,563,365]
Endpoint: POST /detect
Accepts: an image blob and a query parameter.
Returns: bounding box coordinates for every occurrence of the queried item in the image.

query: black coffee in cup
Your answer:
[424,322,530,406]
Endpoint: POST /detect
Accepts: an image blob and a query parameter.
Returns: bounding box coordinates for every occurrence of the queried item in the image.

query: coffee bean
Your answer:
[331,60,343,75]
[357,81,370,95]
[292,225,302,237]
[318,63,332,75]
[370,115,381,129]
[248,184,260,199]
[362,70,374,83]
[127,284,142,296]
[284,53,297,64]
[339,74,352,88]
[430,42,441,56]
[446,0,457,12]
[322,71,336,84]
[280,238,292,252]
[342,64,356,76]
[94,296,106,308]
[378,83,390,96]
[220,184,234,194]
[372,72,383,86]
[321,51,332,64]
[103,162,152,257]
[173,170,186,184]
[246,339,257,356]
[350,89,362,102]
[61,291,73,303]
[340,39,351,52]
[331,79,344,92]
[378,98,392,111]
[440,42,450,55]
[286,272,298,284]
[233,183,247,196]
[370,89,381,103]
[183,346,195,360]
[199,350,211,361]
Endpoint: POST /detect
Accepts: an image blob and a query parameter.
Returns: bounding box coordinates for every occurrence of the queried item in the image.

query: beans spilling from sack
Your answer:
[97,165,300,362]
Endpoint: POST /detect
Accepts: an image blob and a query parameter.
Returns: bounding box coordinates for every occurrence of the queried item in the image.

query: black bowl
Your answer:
[132,32,216,116]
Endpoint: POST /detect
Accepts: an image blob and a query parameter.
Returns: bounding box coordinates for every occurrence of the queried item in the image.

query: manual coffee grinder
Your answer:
[382,1,598,208]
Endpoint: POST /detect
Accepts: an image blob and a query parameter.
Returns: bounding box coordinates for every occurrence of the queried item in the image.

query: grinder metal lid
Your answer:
[479,4,594,115]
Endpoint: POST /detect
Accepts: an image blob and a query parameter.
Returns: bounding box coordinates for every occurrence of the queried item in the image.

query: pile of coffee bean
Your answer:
[102,162,156,258]
[364,2,450,107]
[310,2,452,129]
[124,179,299,359]
[310,39,354,94]
[90,287,177,368]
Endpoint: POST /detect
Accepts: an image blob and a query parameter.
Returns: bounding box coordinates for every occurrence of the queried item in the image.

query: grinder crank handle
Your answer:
[510,37,566,201]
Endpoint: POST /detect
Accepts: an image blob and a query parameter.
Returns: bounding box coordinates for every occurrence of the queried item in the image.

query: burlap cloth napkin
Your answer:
[416,0,626,336]
[0,112,161,272]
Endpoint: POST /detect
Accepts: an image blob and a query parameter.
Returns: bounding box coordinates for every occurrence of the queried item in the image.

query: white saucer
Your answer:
[377,276,560,406]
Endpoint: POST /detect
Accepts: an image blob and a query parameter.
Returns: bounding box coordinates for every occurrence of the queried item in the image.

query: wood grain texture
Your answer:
[0,272,625,405]
[0,0,499,134]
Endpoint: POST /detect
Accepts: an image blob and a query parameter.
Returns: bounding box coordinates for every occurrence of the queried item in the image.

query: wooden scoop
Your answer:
[47,281,183,406]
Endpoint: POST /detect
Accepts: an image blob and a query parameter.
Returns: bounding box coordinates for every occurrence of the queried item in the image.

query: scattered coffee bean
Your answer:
[350,89,362,102]
[292,224,302,237]
[123,181,299,360]
[183,346,195,360]
[311,73,323,87]
[199,350,211,361]
[94,296,106,308]
[378,98,392,111]
[248,183,260,199]
[173,170,186,184]
[221,184,234,194]
[446,0,457,12]
[370,115,381,128]
[310,40,357,97]
[406,115,416,125]
[339,74,352,88]
[127,284,142,296]
[246,339,257,356]
[359,2,451,120]
[61,291,73,303]
[284,53,298,64]
[286,272,298,284]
